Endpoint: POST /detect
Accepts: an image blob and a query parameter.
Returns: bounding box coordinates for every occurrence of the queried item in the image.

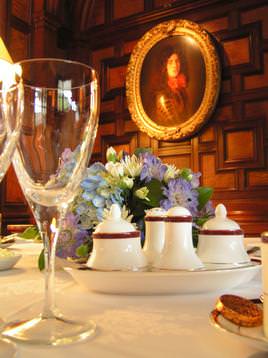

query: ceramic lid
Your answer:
[145,207,166,221]
[166,206,192,222]
[200,203,243,235]
[93,204,138,236]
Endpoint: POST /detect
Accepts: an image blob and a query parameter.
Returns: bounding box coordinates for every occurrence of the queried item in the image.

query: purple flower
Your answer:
[62,212,79,230]
[56,228,89,259]
[160,178,199,216]
[191,172,201,188]
[56,212,90,259]
[140,153,167,183]
[61,148,73,163]
[199,200,215,218]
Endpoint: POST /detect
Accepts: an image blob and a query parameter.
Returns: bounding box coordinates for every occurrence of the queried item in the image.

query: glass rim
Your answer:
[14,57,97,91]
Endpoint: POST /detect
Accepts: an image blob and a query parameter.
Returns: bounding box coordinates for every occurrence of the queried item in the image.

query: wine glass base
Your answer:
[1,314,96,346]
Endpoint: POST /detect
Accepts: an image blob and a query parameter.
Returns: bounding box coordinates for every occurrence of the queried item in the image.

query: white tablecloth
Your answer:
[0,242,266,358]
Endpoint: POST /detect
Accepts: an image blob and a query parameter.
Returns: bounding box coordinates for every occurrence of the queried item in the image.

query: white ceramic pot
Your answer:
[197,203,250,265]
[87,204,147,271]
[154,206,204,270]
[143,207,166,266]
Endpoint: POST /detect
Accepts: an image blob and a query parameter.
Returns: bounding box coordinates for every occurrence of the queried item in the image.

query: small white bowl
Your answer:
[197,204,250,266]
[0,254,21,271]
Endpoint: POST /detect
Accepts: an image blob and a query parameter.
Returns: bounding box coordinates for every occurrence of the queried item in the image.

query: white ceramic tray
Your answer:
[210,303,267,351]
[65,262,260,295]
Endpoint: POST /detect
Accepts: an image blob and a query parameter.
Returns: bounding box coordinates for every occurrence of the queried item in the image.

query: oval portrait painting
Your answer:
[126,19,220,141]
[140,35,205,127]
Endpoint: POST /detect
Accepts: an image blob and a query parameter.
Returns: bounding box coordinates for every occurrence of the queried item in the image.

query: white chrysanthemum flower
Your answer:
[106,146,117,162]
[163,164,180,183]
[103,205,137,228]
[135,187,149,201]
[121,176,134,189]
[105,162,124,178]
[122,155,142,177]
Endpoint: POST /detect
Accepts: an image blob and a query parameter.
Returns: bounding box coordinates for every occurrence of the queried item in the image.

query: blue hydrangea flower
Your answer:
[160,178,199,216]
[140,152,167,183]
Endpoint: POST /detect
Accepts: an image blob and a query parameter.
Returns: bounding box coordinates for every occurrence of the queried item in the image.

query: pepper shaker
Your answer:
[154,206,204,270]
[143,207,166,266]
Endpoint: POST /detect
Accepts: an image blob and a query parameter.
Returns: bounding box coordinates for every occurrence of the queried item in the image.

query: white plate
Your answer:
[65,262,260,295]
[0,243,14,249]
[210,306,268,351]
[0,255,21,271]
[0,339,17,358]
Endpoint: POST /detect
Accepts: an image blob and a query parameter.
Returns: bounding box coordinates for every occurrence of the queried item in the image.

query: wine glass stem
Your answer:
[42,228,57,318]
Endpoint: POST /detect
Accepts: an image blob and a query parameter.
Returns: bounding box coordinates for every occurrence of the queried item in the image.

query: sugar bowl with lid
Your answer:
[87,204,147,271]
[197,203,250,265]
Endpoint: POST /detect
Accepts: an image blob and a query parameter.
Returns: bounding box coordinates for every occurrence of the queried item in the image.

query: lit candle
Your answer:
[0,37,13,63]
[0,37,21,89]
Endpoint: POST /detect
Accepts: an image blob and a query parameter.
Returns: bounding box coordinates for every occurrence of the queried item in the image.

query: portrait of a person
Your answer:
[140,36,206,128]
[154,47,189,126]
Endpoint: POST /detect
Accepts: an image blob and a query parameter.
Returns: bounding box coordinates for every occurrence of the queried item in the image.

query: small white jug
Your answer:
[154,206,204,270]
[87,204,147,271]
[143,207,166,266]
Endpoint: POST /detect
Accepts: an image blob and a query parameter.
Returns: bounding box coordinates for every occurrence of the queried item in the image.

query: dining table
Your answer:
[0,240,266,358]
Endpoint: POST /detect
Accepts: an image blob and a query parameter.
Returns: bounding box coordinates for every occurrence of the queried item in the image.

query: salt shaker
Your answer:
[143,207,166,266]
[87,204,147,271]
[261,231,268,337]
[154,206,204,270]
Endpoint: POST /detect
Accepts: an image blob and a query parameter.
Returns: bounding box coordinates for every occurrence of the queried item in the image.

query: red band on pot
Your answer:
[93,231,140,239]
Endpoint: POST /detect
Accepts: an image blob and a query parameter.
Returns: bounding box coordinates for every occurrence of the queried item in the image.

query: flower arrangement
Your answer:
[56,147,214,261]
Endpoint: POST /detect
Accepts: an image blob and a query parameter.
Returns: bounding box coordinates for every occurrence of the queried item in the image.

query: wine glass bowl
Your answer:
[1,59,99,345]
[0,63,22,182]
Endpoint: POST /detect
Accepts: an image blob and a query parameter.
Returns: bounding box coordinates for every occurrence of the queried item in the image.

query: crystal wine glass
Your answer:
[1,59,99,345]
[0,61,22,182]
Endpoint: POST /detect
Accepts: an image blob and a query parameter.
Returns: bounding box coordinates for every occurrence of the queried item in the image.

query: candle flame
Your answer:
[50,218,57,234]
[0,37,13,63]
[0,37,22,90]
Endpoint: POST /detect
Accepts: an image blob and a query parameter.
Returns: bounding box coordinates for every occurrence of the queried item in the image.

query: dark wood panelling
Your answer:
[78,0,268,236]
[0,0,70,233]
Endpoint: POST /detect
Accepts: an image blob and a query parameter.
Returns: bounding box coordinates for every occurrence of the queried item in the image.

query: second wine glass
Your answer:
[1,58,99,345]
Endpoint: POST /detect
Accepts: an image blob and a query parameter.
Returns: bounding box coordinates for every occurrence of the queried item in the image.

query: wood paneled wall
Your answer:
[1,0,268,237]
[78,0,268,236]
[0,0,68,232]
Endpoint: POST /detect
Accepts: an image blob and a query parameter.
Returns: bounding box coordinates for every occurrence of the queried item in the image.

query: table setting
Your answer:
[0,38,267,358]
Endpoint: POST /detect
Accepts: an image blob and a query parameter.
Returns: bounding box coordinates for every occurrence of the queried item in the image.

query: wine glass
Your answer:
[1,59,99,345]
[0,61,22,182]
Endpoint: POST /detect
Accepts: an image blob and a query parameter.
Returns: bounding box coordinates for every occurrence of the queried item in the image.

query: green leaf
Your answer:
[76,244,89,258]
[180,168,192,180]
[134,147,152,157]
[197,187,213,210]
[38,249,45,271]
[19,226,41,241]
[146,178,164,207]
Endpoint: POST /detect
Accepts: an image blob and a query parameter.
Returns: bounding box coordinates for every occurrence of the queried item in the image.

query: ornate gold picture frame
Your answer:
[126,19,221,141]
